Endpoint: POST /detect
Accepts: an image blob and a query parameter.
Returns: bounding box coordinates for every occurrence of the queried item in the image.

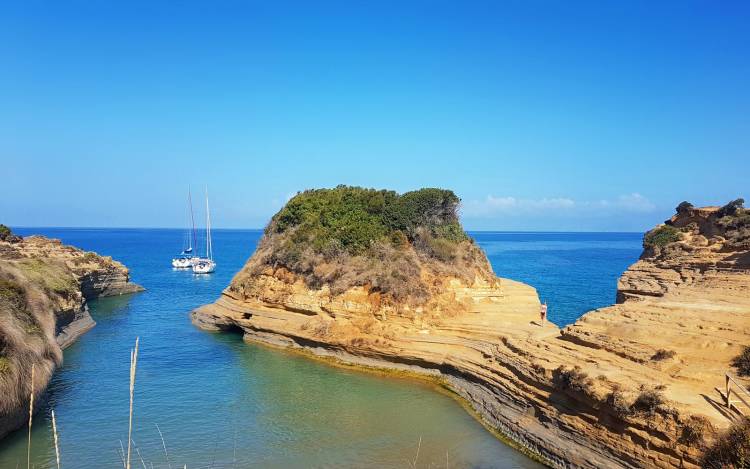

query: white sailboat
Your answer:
[172,189,198,268]
[192,187,216,274]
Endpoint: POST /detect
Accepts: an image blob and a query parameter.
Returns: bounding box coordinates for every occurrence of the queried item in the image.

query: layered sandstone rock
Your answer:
[193,198,749,468]
[0,229,143,439]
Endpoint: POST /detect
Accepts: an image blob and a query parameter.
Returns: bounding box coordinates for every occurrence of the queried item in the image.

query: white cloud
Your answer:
[464,193,656,217]
[615,193,656,212]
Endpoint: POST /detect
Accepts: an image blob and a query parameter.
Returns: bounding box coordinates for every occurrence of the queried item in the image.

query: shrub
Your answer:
[651,349,677,361]
[606,387,632,417]
[702,417,750,468]
[389,230,408,249]
[632,387,666,415]
[553,365,592,394]
[422,235,457,262]
[269,186,466,256]
[679,415,713,447]
[0,224,21,243]
[718,198,745,218]
[731,346,750,377]
[643,225,682,248]
[676,201,694,214]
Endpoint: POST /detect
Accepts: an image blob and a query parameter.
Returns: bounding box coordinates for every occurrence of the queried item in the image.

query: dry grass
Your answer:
[632,386,667,415]
[126,337,139,469]
[51,409,60,469]
[230,226,494,309]
[27,363,34,469]
[678,414,713,448]
[702,417,750,468]
[0,266,62,417]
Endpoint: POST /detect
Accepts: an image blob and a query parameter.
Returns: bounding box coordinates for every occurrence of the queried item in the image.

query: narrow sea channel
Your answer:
[1,228,640,468]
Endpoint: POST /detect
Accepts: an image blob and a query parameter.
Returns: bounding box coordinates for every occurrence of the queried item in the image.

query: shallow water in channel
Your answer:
[1,228,640,468]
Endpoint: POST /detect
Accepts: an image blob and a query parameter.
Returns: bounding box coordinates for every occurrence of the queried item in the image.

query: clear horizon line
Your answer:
[10,225,645,234]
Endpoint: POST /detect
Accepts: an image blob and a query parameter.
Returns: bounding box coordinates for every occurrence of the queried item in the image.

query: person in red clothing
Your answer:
[540,301,548,324]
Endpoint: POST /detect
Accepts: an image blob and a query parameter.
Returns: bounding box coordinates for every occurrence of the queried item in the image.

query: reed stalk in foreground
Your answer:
[409,435,421,469]
[51,410,61,469]
[127,337,140,469]
[156,423,171,469]
[27,363,35,469]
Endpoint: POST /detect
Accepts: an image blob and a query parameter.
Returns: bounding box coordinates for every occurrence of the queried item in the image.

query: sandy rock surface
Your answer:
[194,205,750,468]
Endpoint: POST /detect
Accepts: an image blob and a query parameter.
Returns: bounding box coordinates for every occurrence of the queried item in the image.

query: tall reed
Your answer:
[27,363,34,469]
[51,409,61,469]
[156,423,171,469]
[126,337,140,469]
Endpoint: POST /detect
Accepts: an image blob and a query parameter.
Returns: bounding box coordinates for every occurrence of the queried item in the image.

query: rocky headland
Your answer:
[192,188,750,468]
[0,225,143,439]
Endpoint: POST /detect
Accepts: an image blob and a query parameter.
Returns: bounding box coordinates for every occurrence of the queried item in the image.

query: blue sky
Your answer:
[1,1,748,231]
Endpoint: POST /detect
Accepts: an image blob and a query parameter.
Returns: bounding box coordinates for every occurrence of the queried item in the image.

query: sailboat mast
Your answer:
[188,188,197,252]
[205,187,213,261]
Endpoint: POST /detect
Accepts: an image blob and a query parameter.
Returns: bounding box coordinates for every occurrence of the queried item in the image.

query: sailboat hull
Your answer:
[192,260,216,274]
[172,257,196,269]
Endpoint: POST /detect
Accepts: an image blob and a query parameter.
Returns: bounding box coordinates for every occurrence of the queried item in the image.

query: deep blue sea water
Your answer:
[0,229,642,468]
[472,232,643,326]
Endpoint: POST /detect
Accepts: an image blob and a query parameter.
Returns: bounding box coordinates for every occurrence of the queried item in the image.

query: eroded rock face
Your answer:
[194,202,750,468]
[0,232,143,439]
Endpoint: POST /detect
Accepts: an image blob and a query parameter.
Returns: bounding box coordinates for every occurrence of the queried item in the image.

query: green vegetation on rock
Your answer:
[234,186,493,305]
[643,225,682,249]
[714,199,750,250]
[17,258,78,297]
[270,186,467,255]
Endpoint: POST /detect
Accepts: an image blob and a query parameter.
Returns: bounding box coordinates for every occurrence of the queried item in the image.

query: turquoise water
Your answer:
[0,229,642,468]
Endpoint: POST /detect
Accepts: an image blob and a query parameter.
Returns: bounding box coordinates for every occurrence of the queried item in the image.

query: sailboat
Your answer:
[172,189,198,268]
[192,187,216,274]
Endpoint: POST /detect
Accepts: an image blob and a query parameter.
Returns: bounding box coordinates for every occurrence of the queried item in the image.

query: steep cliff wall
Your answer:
[193,193,749,468]
[0,227,143,439]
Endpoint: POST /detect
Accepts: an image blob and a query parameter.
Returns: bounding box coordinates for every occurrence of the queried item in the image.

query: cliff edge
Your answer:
[0,225,143,439]
[193,190,750,468]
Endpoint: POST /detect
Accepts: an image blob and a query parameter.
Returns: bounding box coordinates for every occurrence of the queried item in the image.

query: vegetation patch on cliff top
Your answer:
[643,225,682,249]
[270,186,467,255]
[665,198,750,250]
[0,224,21,244]
[231,186,494,306]
[16,258,78,297]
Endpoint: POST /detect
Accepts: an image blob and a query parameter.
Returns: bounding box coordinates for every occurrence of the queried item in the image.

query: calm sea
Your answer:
[0,229,642,468]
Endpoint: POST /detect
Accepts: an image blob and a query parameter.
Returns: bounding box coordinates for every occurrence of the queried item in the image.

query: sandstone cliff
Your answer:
[0,226,143,439]
[193,193,749,468]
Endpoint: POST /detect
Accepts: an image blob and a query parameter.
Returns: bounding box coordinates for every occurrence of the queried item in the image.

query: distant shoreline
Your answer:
[10,226,644,234]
